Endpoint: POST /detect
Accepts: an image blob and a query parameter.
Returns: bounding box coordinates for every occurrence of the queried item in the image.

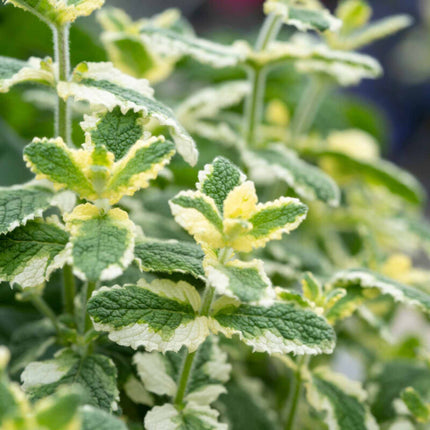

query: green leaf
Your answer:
[264,0,341,33]
[211,300,335,355]
[65,204,135,282]
[318,150,425,205]
[204,258,275,304]
[145,403,227,430]
[134,239,205,279]
[330,269,430,313]
[305,367,378,430]
[400,387,430,423]
[0,55,54,92]
[80,405,128,430]
[244,146,340,206]
[21,348,119,412]
[134,336,230,405]
[57,62,197,165]
[4,0,104,25]
[0,182,54,234]
[139,26,246,68]
[87,279,208,352]
[0,218,69,288]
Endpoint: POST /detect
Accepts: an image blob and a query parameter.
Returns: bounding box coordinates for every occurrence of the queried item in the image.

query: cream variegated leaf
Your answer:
[87,279,209,352]
[264,0,341,33]
[145,403,227,430]
[21,348,119,412]
[330,269,430,313]
[0,218,69,288]
[0,56,54,93]
[305,367,379,430]
[134,336,230,405]
[4,0,104,25]
[244,145,340,206]
[134,239,205,279]
[64,204,135,282]
[57,62,197,165]
[210,299,335,355]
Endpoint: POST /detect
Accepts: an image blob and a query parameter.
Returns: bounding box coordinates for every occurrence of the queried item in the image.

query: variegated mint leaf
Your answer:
[64,204,135,282]
[0,218,69,288]
[244,145,340,207]
[0,182,54,234]
[134,239,205,279]
[264,0,341,33]
[211,300,335,355]
[57,62,198,166]
[134,336,230,406]
[87,279,209,352]
[0,56,54,93]
[400,387,430,423]
[330,269,430,313]
[305,367,378,430]
[145,403,227,430]
[204,257,275,304]
[21,348,119,412]
[80,405,128,430]
[4,0,104,25]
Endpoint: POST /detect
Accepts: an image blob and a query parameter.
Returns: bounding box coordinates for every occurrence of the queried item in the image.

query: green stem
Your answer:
[284,356,309,430]
[53,23,71,143]
[62,265,76,315]
[30,295,60,333]
[84,281,97,332]
[290,76,329,141]
[244,13,282,146]
[174,285,216,407]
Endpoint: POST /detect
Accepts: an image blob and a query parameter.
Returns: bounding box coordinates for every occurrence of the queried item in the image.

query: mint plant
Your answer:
[1,0,430,429]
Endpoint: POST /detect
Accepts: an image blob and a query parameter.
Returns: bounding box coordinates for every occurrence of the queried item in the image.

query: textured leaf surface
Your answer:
[4,0,104,25]
[211,301,335,355]
[64,204,135,282]
[330,269,430,313]
[305,367,378,430]
[21,348,119,412]
[0,183,54,234]
[244,146,340,206]
[134,239,204,279]
[88,279,208,352]
[134,336,230,405]
[0,55,54,92]
[145,403,227,430]
[58,62,197,165]
[80,405,128,430]
[264,0,341,32]
[0,219,69,288]
[318,149,425,204]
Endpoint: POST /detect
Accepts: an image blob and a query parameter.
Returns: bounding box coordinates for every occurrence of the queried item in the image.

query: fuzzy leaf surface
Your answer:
[80,405,128,430]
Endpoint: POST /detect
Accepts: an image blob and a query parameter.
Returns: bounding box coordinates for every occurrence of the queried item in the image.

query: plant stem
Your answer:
[84,281,97,332]
[53,23,71,144]
[30,294,60,333]
[284,355,309,430]
[290,76,329,141]
[62,264,76,315]
[244,13,282,146]
[174,285,216,407]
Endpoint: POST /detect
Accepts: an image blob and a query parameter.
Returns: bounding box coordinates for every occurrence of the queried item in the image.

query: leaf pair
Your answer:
[87,278,336,356]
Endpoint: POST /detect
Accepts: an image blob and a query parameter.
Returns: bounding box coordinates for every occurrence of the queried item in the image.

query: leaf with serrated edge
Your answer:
[0,218,69,288]
[0,56,54,93]
[330,268,430,313]
[64,204,135,282]
[87,279,208,352]
[4,0,105,25]
[0,181,54,234]
[244,145,340,207]
[145,403,227,430]
[21,348,119,412]
[264,0,341,33]
[80,405,128,430]
[305,367,378,430]
[211,300,335,355]
[57,62,197,165]
[134,239,205,279]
